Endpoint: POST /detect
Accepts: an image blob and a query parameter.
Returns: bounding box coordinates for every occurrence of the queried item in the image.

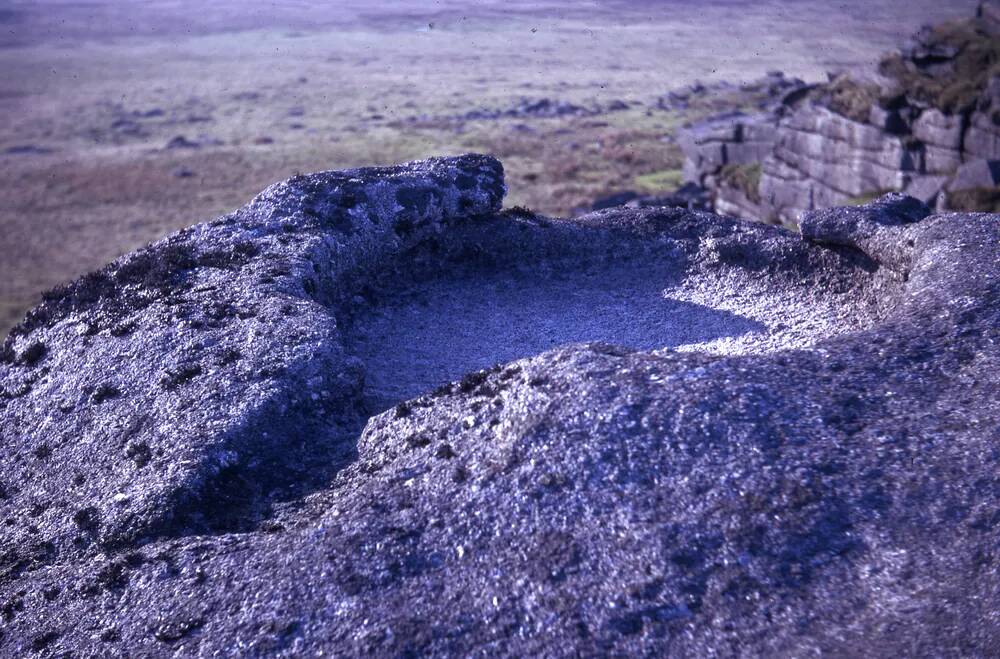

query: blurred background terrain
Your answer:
[0,0,981,336]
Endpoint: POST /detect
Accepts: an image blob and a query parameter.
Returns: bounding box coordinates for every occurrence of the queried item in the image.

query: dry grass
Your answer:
[878,17,1000,113]
[823,75,882,123]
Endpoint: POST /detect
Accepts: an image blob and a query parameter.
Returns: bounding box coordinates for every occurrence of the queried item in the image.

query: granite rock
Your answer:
[2,157,1000,656]
[948,158,1000,191]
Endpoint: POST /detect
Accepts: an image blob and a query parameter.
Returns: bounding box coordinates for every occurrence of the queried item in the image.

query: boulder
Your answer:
[948,158,1000,191]
[3,161,1000,656]
[776,124,913,172]
[784,105,893,152]
[965,112,1000,160]
[679,112,781,187]
[772,142,907,197]
[904,174,950,206]
[758,154,833,225]
[683,9,1000,222]
[0,154,506,556]
[5,155,1000,655]
[912,108,964,149]
[714,185,765,221]
[922,143,964,175]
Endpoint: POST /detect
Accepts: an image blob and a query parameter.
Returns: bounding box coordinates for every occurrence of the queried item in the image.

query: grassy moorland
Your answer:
[0,0,979,336]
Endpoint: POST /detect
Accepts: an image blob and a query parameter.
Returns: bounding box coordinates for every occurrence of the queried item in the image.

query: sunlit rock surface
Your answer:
[2,155,999,655]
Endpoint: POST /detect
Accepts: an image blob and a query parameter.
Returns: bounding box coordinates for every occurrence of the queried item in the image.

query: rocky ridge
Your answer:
[1,154,999,655]
[681,1,1000,226]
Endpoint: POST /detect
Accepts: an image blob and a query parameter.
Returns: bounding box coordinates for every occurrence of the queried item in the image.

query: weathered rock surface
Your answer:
[660,71,810,116]
[678,105,801,223]
[679,112,782,184]
[2,155,1000,656]
[949,158,1000,191]
[0,154,506,556]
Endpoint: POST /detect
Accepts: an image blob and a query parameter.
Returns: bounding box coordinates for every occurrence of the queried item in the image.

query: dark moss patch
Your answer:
[109,320,137,337]
[96,560,129,590]
[196,241,260,270]
[8,241,197,340]
[396,187,440,217]
[30,631,60,652]
[126,441,152,468]
[503,205,535,219]
[457,370,489,394]
[72,506,101,532]
[394,216,417,239]
[17,341,46,367]
[216,347,243,366]
[435,444,456,460]
[406,433,431,449]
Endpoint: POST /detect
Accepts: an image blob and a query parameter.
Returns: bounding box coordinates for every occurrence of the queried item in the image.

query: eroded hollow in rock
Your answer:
[346,263,763,411]
[343,214,876,413]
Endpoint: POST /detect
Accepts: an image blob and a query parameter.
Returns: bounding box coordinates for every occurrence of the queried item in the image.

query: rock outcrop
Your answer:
[2,155,1000,656]
[675,75,811,192]
[681,3,1000,226]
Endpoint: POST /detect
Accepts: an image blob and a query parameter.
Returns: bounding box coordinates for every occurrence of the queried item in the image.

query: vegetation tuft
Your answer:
[823,75,881,123]
[634,169,684,193]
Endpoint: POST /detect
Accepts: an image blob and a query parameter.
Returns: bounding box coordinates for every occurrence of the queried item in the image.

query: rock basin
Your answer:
[342,205,879,414]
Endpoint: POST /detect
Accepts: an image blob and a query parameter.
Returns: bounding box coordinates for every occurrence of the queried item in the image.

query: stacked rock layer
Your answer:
[681,2,1000,226]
